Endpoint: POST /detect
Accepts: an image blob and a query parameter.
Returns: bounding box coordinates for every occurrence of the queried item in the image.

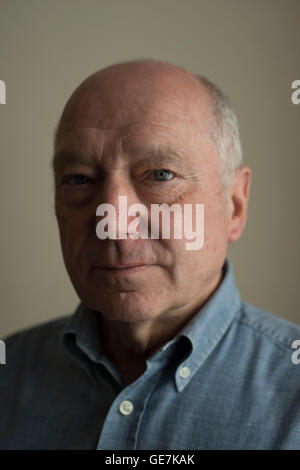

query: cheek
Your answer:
[159,238,199,286]
[203,199,229,254]
[156,197,226,272]
[56,208,94,263]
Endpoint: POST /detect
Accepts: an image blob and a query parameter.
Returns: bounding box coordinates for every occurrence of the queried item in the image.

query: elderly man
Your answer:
[1,60,300,450]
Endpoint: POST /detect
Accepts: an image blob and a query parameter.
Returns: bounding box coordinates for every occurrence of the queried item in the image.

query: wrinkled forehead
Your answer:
[55,71,213,148]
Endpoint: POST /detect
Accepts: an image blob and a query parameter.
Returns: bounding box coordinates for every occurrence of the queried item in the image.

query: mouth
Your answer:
[95,264,153,275]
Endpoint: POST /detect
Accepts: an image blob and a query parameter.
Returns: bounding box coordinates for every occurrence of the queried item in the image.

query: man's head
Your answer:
[53,59,251,324]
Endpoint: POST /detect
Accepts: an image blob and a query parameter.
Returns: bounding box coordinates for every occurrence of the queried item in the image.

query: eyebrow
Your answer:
[52,151,99,173]
[127,144,189,169]
[52,145,189,173]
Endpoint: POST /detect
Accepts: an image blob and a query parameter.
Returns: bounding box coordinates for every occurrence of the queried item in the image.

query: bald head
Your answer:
[54,59,242,187]
[55,60,212,144]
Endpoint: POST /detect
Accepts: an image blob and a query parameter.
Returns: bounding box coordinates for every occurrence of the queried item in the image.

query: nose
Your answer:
[94,174,148,240]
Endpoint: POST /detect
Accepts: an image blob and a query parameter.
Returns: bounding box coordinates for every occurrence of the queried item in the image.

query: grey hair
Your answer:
[196,75,243,188]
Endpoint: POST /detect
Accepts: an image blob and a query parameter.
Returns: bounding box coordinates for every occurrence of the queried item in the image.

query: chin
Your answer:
[85,289,163,323]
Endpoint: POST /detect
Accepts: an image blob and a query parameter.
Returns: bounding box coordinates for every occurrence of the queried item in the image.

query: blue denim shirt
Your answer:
[1,259,300,449]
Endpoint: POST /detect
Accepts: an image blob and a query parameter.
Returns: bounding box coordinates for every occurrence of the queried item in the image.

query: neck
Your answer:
[100,268,223,383]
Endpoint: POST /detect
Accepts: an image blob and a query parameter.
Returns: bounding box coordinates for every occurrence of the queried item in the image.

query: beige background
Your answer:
[0,0,299,338]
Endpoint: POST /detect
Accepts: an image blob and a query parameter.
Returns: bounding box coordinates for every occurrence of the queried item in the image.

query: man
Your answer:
[1,59,300,450]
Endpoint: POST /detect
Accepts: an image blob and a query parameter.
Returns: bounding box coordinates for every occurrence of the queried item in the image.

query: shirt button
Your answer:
[119,400,134,415]
[179,366,190,378]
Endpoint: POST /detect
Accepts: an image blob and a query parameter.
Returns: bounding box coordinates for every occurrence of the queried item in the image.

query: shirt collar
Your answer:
[172,258,241,391]
[60,258,241,391]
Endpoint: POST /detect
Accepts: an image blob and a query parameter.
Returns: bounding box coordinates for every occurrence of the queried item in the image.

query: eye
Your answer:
[63,174,91,185]
[152,169,174,182]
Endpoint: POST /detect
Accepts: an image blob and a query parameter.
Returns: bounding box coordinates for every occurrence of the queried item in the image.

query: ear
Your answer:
[227,165,251,243]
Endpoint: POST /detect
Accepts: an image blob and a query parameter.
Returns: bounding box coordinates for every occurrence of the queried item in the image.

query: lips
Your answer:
[100,263,149,269]
[93,263,153,275]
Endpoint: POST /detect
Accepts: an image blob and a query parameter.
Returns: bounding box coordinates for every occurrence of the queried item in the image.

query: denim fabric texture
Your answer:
[1,259,300,449]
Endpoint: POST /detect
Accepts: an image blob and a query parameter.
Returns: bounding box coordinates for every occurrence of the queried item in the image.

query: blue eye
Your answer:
[153,169,173,181]
[64,174,90,185]
[74,175,89,185]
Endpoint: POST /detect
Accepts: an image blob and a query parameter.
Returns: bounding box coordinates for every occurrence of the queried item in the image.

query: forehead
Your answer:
[57,68,212,136]
[55,70,216,167]
[55,108,216,173]
[58,106,203,150]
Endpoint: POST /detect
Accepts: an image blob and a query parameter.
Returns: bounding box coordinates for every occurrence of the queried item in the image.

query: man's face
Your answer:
[54,65,230,323]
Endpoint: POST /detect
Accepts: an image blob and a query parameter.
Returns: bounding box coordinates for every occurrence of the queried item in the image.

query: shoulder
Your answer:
[2,314,72,366]
[235,301,300,351]
[231,300,300,384]
[3,314,71,343]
